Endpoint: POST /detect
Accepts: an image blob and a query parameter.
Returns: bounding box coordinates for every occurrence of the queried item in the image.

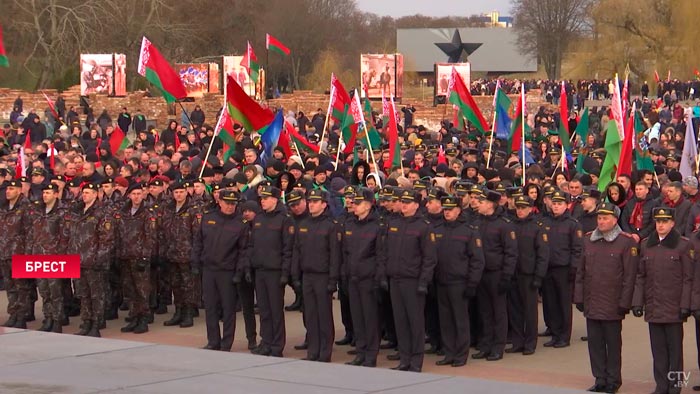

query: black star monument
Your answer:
[434,29,482,63]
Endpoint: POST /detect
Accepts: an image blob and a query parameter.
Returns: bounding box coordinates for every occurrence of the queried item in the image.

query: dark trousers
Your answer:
[349,278,380,365]
[255,269,286,356]
[477,271,508,355]
[380,287,397,343]
[587,319,622,389]
[0,259,31,318]
[390,278,425,372]
[338,278,353,338]
[509,274,539,351]
[425,283,441,349]
[437,283,470,363]
[542,266,572,343]
[37,278,64,321]
[649,322,684,394]
[107,260,122,313]
[203,269,237,351]
[302,273,334,361]
[237,273,257,342]
[79,269,106,322]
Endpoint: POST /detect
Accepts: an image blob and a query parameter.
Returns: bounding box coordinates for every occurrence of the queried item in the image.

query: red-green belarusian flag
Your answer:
[508,89,524,154]
[226,74,273,134]
[329,75,357,154]
[266,34,290,56]
[213,106,237,161]
[448,67,489,133]
[110,126,130,153]
[241,41,260,84]
[137,37,187,103]
[0,24,8,67]
[384,95,401,170]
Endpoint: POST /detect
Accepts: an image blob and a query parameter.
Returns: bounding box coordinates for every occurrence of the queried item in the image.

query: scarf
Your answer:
[590,224,622,242]
[662,195,684,208]
[628,200,644,229]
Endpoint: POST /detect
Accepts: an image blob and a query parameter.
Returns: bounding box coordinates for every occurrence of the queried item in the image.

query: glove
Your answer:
[617,307,629,316]
[693,310,700,320]
[244,271,252,283]
[191,266,200,275]
[632,306,643,318]
[530,277,542,289]
[232,274,241,284]
[417,284,428,295]
[279,275,289,287]
[680,308,691,321]
[575,303,584,312]
[463,287,477,299]
[327,282,337,294]
[497,277,512,294]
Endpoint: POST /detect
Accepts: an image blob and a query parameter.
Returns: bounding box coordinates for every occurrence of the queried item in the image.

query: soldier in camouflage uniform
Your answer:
[160,181,201,328]
[115,183,158,334]
[65,183,115,337]
[147,177,170,315]
[0,180,34,329]
[100,177,124,321]
[28,184,68,333]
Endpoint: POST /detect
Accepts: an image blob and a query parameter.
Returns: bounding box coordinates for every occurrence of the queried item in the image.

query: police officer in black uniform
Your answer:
[508,195,549,355]
[472,189,518,361]
[343,188,385,367]
[291,189,341,362]
[542,190,583,348]
[382,189,437,372]
[432,195,485,367]
[248,185,294,357]
[192,190,249,351]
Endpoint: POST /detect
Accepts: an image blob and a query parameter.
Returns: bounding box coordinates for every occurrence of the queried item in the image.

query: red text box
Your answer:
[12,255,81,279]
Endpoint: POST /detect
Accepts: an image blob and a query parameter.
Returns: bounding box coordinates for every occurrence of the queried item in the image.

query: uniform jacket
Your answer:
[27,202,68,255]
[575,227,639,320]
[477,206,518,278]
[545,211,583,270]
[382,212,437,287]
[0,196,33,259]
[633,229,693,323]
[291,209,341,283]
[65,201,114,270]
[114,202,158,261]
[161,197,202,264]
[192,208,248,272]
[432,215,485,287]
[513,212,549,279]
[341,209,386,282]
[247,201,294,275]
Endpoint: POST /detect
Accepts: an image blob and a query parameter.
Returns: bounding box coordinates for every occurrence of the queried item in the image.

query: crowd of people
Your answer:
[2,87,700,394]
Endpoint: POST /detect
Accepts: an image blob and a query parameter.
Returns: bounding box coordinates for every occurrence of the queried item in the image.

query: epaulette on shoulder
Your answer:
[585,231,593,236]
[537,220,545,226]
[681,235,690,241]
[620,232,633,238]
[332,219,338,224]
[501,216,512,223]
[424,219,430,225]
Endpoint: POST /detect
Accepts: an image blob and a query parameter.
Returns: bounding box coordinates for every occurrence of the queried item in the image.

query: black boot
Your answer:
[119,300,129,311]
[86,324,101,337]
[285,289,302,311]
[97,317,106,329]
[25,304,36,322]
[13,319,27,329]
[146,312,154,324]
[76,320,92,335]
[163,307,182,326]
[155,303,168,315]
[2,314,17,327]
[179,307,194,328]
[61,311,70,326]
[51,321,63,333]
[133,315,149,334]
[105,306,118,320]
[120,317,138,333]
[38,318,53,332]
[193,308,199,317]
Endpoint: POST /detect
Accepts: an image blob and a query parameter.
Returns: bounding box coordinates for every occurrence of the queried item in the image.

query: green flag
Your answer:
[634,110,655,171]
[575,108,590,174]
[362,98,382,150]
[598,121,622,192]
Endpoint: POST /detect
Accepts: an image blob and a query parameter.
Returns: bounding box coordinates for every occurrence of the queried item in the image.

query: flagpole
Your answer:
[319,83,335,154]
[521,87,526,186]
[486,92,498,169]
[199,94,226,178]
[177,101,197,131]
[354,89,381,188]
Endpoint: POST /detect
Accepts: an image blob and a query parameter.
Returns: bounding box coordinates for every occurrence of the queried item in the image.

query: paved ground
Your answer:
[1,289,699,393]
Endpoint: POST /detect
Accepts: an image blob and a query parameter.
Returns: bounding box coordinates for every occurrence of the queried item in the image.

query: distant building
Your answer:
[397,27,536,75]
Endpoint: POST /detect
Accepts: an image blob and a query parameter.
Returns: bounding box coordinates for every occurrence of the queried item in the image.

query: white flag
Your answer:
[679,108,697,178]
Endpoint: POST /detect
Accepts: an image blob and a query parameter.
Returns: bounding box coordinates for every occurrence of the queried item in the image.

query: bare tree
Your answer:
[512,0,593,80]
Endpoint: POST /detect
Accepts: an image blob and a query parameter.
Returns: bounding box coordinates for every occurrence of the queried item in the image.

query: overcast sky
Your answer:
[354,0,513,18]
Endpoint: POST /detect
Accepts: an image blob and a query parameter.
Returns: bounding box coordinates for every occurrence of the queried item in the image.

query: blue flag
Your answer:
[259,109,284,166]
[494,89,513,139]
